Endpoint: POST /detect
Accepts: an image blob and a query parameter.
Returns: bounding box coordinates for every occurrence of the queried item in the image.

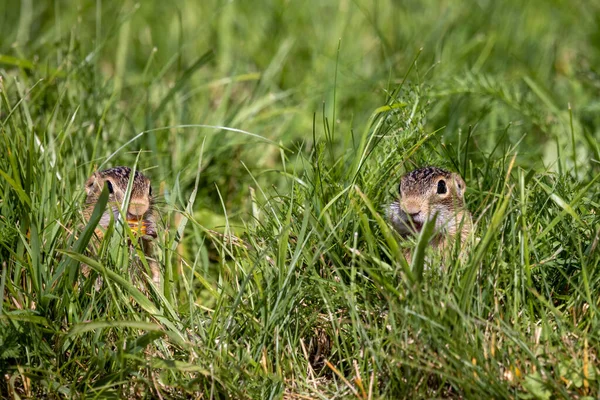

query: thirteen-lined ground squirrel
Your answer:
[386,167,472,262]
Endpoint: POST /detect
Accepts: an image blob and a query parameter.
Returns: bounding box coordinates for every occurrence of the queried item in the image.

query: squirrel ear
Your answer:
[453,174,466,197]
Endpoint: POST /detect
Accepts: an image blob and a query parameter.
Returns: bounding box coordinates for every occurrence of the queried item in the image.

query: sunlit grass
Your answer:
[1,0,599,398]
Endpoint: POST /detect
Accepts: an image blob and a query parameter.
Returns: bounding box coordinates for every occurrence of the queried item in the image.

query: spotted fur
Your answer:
[400,167,453,196]
[84,166,156,238]
[387,166,472,261]
[82,166,159,285]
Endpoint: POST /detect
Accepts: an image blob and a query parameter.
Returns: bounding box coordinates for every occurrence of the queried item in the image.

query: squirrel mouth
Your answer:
[409,220,423,233]
[412,222,423,232]
[127,218,157,240]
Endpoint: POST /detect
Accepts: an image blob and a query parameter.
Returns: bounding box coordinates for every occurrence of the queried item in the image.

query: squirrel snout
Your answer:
[407,211,421,219]
[400,199,423,219]
[127,202,149,218]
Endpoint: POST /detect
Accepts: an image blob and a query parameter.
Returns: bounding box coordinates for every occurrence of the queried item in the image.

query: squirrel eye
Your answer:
[437,180,447,195]
[149,186,153,197]
[106,181,114,194]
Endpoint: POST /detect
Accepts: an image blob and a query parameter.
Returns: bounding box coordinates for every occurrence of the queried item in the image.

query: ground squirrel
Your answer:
[386,167,472,261]
[83,166,160,285]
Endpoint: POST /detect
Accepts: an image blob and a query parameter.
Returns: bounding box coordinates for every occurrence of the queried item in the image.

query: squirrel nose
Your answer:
[127,212,141,221]
[128,203,148,218]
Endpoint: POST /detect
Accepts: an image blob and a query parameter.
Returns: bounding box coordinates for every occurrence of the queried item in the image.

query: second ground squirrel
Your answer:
[82,166,160,285]
[386,166,472,261]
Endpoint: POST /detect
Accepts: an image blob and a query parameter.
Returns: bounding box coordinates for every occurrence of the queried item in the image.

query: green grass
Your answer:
[1,0,600,398]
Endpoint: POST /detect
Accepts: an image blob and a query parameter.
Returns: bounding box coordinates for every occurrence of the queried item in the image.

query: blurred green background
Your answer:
[2,0,598,210]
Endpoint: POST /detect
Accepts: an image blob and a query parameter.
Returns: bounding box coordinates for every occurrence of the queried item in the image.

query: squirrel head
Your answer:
[84,166,157,240]
[387,166,468,237]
